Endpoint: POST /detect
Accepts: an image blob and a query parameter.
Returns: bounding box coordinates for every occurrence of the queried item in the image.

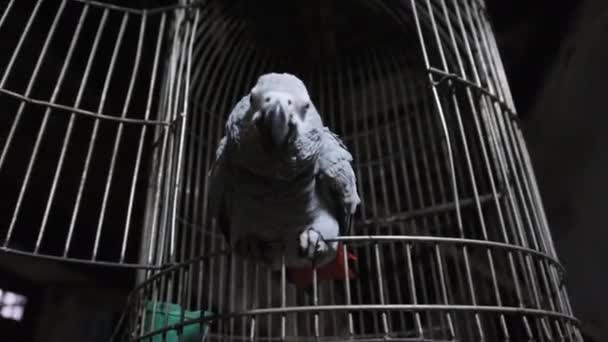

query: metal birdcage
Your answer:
[0,0,582,341]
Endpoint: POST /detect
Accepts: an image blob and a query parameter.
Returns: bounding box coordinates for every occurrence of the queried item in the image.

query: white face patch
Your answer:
[251,74,311,109]
[243,73,320,166]
[249,75,313,147]
[253,73,310,98]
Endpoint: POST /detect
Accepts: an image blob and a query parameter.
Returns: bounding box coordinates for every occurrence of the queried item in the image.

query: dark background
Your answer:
[488,0,608,339]
[1,0,606,340]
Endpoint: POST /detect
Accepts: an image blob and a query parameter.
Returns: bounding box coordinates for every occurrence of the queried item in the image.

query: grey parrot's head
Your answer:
[249,73,314,153]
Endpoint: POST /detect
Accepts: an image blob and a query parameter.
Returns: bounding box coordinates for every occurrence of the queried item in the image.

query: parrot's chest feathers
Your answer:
[230,163,319,236]
[227,126,326,241]
[232,126,321,180]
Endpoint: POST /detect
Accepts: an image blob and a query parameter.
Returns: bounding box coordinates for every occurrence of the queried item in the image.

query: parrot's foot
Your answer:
[298,228,335,266]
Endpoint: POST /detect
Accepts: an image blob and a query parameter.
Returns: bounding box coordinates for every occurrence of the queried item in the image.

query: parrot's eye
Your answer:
[303,103,310,110]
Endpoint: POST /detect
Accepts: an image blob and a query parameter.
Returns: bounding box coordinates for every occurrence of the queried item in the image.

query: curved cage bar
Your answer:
[118,235,579,341]
[0,0,190,267]
[122,0,581,341]
[0,0,582,341]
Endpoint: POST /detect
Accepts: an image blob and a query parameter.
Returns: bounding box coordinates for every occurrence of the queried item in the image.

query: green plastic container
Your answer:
[144,302,212,342]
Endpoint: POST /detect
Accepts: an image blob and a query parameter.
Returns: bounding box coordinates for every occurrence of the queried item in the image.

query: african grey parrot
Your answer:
[207,72,360,272]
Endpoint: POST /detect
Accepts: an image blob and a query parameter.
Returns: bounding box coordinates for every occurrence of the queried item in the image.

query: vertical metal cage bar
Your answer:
[183,3,226,311]
[1,0,61,245]
[345,56,380,336]
[202,21,250,336]
[121,12,167,263]
[69,10,130,260]
[0,0,582,340]
[427,0,508,338]
[180,4,218,309]
[35,3,89,253]
[358,53,386,336]
[445,4,535,338]
[165,11,191,309]
[410,0,488,339]
[195,16,246,318]
[93,13,147,260]
[335,62,357,338]
[0,0,16,30]
[60,8,110,256]
[0,0,43,89]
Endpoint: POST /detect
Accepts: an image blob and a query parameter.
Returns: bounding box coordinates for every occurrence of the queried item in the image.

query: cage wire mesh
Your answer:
[0,0,582,341]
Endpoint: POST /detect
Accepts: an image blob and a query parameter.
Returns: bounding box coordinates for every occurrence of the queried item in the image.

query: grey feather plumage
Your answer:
[207,73,360,270]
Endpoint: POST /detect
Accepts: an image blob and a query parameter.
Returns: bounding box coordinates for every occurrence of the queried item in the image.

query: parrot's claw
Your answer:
[299,228,332,266]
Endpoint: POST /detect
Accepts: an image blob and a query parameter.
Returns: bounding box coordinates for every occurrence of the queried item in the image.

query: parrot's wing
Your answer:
[207,95,252,244]
[207,135,232,244]
[316,127,361,236]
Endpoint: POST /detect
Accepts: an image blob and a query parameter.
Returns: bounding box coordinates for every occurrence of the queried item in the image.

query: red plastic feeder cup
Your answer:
[286,242,357,288]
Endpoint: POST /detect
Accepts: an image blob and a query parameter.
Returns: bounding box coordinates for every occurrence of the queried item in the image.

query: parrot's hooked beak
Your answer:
[267,103,290,147]
[257,92,294,150]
